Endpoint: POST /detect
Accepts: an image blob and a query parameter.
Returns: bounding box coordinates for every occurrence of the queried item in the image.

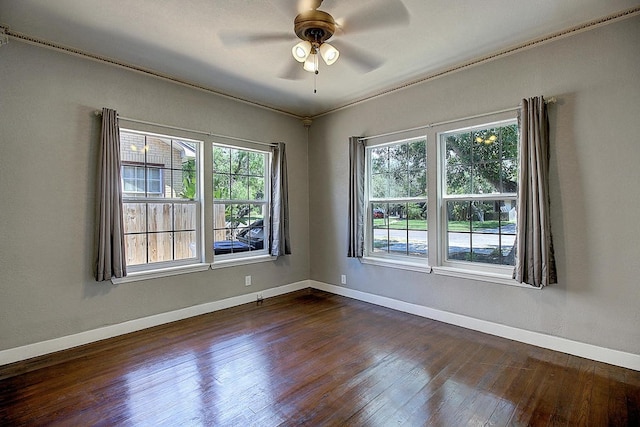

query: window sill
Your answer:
[211,254,276,269]
[361,256,432,274]
[111,263,210,284]
[431,266,539,289]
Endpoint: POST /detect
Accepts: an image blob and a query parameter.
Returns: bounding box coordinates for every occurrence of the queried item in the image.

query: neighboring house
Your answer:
[120,131,195,198]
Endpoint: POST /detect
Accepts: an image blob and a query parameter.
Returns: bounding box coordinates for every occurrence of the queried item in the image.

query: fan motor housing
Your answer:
[294,10,336,43]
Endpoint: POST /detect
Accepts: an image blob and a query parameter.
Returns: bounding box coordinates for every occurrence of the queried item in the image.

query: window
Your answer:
[120,130,201,269]
[365,137,427,261]
[439,120,518,270]
[213,145,270,259]
[122,165,162,195]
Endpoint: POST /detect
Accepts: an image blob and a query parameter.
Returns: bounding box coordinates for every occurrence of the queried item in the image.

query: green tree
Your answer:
[213,146,268,230]
[179,158,197,199]
[445,124,518,195]
[370,139,426,199]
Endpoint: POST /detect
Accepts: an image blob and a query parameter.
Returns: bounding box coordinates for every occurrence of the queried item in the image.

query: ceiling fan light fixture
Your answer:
[292,41,312,62]
[319,42,339,65]
[303,53,318,73]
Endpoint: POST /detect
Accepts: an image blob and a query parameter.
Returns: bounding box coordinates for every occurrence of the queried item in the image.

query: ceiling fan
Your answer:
[218,0,410,80]
[291,0,341,73]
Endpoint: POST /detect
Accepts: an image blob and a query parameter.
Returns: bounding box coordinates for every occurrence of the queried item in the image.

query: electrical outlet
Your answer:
[245,275,252,286]
[341,274,347,285]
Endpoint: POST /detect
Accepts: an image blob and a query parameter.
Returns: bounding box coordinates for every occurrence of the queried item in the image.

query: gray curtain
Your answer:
[269,142,291,256]
[347,136,365,257]
[514,96,557,287]
[95,108,126,281]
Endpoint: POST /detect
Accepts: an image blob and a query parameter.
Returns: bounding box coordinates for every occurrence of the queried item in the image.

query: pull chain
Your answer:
[314,70,318,93]
[313,52,319,93]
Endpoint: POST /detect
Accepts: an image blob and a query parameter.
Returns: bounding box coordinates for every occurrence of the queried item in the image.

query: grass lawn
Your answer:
[374,218,514,232]
[373,218,427,230]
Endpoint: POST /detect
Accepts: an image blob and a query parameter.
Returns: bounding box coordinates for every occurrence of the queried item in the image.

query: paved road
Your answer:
[373,228,515,256]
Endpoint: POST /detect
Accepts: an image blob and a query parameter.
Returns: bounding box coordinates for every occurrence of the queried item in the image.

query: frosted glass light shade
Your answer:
[303,53,318,72]
[319,43,339,65]
[292,41,312,62]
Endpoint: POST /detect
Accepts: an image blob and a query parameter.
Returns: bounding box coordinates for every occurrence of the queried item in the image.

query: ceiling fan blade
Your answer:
[330,39,384,73]
[279,60,306,80]
[218,31,294,47]
[297,0,323,13]
[269,0,320,15]
[338,0,409,35]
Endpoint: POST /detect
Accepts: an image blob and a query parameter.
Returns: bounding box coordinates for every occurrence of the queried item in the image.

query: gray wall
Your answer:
[308,16,640,355]
[0,42,309,350]
[1,16,639,358]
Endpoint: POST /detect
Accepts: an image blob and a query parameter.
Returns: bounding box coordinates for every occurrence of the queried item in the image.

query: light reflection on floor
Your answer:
[125,351,204,424]
[124,334,282,425]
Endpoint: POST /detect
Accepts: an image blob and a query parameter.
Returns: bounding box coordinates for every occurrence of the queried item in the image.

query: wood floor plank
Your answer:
[385,331,484,424]
[425,343,512,425]
[446,343,523,425]
[270,302,436,424]
[601,362,629,427]
[625,368,640,425]
[398,341,487,425]
[298,326,451,425]
[1,288,638,426]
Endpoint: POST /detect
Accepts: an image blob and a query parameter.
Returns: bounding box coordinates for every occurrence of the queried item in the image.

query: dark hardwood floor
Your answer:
[1,289,639,426]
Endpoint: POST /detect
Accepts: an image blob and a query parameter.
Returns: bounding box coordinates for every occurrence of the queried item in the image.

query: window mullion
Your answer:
[144,135,149,198]
[145,202,150,265]
[405,202,409,256]
[171,202,175,262]
[468,200,473,262]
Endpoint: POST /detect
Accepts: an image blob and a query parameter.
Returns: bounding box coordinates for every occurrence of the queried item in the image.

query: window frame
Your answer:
[118,128,205,275]
[363,136,429,271]
[436,118,519,277]
[211,143,272,264]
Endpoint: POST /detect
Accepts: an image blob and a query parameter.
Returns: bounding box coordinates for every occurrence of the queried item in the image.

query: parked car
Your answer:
[373,208,385,219]
[237,219,264,249]
[213,219,264,255]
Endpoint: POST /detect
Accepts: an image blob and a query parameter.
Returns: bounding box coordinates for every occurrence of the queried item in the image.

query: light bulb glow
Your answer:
[303,53,318,72]
[319,43,339,65]
[292,41,312,62]
[476,134,498,144]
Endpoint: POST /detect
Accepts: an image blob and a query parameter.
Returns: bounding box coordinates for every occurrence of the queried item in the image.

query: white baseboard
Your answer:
[310,281,640,371]
[3,279,639,372]
[0,280,310,366]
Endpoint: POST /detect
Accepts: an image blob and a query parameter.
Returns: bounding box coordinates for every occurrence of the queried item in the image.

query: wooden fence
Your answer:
[123,202,197,265]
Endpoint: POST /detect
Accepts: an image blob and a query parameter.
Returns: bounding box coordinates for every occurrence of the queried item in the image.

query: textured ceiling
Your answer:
[2,0,639,118]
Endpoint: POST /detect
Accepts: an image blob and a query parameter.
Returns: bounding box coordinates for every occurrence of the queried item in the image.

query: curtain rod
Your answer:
[359,97,557,142]
[94,110,278,147]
